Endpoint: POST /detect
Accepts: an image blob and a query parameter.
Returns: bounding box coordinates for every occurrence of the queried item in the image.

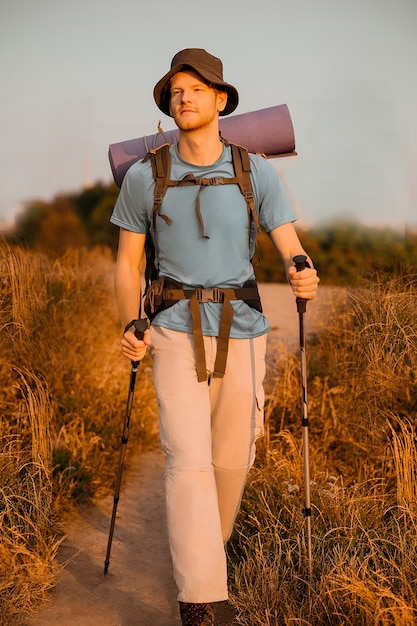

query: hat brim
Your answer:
[153,63,239,117]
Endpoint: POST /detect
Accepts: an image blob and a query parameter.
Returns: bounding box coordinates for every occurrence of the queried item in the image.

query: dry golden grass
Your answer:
[230,276,417,625]
[0,240,157,624]
[0,370,57,624]
[1,239,417,625]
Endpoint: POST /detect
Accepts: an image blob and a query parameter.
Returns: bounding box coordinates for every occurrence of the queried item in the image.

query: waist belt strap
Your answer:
[162,287,258,303]
[162,286,260,382]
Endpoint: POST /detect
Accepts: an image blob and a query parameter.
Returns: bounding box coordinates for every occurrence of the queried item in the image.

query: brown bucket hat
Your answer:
[153,48,239,117]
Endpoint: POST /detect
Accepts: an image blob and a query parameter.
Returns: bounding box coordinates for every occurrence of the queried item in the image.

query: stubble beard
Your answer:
[174,109,218,133]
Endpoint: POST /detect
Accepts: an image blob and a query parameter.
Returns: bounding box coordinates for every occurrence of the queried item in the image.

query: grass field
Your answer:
[1,240,416,625]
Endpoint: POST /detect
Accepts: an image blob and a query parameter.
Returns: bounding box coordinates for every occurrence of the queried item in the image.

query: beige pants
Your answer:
[149,326,266,603]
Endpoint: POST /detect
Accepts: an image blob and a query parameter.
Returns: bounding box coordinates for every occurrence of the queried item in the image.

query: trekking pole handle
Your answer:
[293,254,308,273]
[293,255,310,313]
[124,318,148,367]
[124,318,148,339]
[132,318,148,340]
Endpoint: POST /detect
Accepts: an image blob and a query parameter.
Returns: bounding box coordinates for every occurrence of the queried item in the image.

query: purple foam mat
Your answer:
[109,103,296,188]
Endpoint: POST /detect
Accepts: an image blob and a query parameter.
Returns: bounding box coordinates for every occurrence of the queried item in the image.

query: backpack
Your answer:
[142,139,261,291]
[141,139,263,382]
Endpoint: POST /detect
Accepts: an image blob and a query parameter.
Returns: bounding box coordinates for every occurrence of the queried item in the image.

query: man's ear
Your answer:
[216,90,227,114]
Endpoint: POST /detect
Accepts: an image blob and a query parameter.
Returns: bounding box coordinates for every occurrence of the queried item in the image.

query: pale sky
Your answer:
[1,0,416,231]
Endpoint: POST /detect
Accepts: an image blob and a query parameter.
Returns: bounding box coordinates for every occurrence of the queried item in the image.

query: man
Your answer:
[111,48,319,626]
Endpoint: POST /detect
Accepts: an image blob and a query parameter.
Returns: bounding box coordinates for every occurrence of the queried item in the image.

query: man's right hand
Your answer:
[121,328,152,362]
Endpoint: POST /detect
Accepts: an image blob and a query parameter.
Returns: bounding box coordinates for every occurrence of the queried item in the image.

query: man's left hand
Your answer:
[288,265,320,300]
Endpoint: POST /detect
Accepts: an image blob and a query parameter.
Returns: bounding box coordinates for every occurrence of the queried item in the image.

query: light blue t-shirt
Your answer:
[111,143,297,338]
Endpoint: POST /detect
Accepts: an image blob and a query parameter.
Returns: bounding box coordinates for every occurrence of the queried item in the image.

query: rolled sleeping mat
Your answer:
[109,103,296,188]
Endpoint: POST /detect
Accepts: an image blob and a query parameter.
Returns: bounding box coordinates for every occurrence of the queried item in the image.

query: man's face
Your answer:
[169,70,227,131]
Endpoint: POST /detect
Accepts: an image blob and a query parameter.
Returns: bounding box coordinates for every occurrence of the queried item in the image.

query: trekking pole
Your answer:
[104,318,148,576]
[293,255,313,580]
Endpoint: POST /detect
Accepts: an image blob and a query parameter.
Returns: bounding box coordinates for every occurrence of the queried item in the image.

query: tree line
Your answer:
[7,180,416,285]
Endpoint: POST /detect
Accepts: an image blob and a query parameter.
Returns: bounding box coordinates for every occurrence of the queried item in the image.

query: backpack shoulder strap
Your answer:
[148,143,173,227]
[143,143,172,290]
[230,142,261,232]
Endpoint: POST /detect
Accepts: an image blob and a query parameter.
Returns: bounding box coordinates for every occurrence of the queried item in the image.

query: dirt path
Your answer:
[25,285,342,626]
[26,450,180,626]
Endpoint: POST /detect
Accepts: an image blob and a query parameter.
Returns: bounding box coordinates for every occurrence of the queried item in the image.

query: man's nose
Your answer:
[181,90,192,102]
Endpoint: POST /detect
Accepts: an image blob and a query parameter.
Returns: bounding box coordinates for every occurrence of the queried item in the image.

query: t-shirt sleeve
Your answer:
[110,161,150,234]
[250,155,298,232]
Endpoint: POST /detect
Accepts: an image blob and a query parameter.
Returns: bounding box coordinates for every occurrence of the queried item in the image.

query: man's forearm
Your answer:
[115,264,142,329]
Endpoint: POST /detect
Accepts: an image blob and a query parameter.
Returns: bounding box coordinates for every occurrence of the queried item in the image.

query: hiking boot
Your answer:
[212,599,239,625]
[179,601,215,626]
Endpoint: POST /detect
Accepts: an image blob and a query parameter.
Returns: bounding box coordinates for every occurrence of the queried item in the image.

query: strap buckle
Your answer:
[195,287,223,303]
